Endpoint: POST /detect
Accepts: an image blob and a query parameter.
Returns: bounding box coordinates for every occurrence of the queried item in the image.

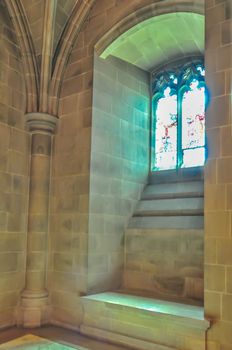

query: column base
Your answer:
[17,290,50,328]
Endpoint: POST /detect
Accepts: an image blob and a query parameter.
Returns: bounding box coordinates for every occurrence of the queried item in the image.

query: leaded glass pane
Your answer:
[182,80,205,152]
[182,147,205,168]
[154,88,177,170]
[152,62,206,171]
[197,66,205,76]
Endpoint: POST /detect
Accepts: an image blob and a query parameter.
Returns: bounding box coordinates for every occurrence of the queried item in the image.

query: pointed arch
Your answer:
[5,0,39,112]
[95,0,204,58]
[49,0,96,115]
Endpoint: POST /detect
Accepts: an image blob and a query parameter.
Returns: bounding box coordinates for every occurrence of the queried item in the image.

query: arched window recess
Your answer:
[151,60,206,172]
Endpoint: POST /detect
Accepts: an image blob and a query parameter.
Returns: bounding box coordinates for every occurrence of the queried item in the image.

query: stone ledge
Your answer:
[149,166,204,184]
[80,292,210,350]
[81,292,209,330]
[80,325,174,350]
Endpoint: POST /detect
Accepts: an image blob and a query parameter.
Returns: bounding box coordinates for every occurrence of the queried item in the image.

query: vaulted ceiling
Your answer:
[53,0,77,56]
[2,0,204,114]
[3,0,96,114]
[20,0,78,68]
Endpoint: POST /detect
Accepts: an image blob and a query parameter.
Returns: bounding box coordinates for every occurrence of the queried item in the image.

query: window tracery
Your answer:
[151,61,206,171]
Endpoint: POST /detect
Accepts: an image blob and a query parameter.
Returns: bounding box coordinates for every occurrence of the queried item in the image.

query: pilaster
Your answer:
[18,113,58,327]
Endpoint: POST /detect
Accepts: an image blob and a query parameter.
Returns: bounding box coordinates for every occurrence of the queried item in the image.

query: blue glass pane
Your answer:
[182,147,205,168]
[154,88,177,170]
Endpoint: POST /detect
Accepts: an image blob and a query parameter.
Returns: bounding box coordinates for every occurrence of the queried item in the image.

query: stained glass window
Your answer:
[182,81,205,168]
[154,88,177,170]
[152,62,206,171]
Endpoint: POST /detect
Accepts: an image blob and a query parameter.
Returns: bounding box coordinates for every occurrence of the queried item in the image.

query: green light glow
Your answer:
[0,335,85,350]
[101,13,204,71]
[82,292,205,321]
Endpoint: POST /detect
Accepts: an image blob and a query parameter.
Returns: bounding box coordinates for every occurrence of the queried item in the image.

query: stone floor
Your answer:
[0,326,132,350]
[0,334,79,350]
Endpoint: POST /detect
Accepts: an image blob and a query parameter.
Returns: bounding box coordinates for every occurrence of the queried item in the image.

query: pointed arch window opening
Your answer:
[151,62,206,172]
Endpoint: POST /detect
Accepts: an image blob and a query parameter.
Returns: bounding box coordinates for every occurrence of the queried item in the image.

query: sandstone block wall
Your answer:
[48,0,155,326]
[124,228,203,302]
[205,0,232,349]
[47,2,232,348]
[48,30,93,328]
[0,1,28,329]
[89,54,149,293]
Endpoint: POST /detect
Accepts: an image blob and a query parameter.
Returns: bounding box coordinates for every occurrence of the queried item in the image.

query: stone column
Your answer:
[18,112,57,328]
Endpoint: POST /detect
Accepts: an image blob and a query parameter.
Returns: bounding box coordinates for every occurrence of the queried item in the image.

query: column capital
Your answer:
[25,112,58,134]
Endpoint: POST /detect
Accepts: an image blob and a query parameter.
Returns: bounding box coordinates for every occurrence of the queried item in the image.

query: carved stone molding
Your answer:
[25,112,58,134]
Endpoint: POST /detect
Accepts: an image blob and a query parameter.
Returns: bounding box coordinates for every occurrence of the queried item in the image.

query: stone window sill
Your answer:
[81,292,209,331]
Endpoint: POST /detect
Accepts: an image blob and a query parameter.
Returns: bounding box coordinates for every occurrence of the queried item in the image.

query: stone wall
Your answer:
[205,0,232,349]
[48,0,158,328]
[48,0,205,332]
[0,0,231,348]
[2,1,232,348]
[88,55,149,293]
[48,31,92,328]
[124,228,204,302]
[0,1,28,328]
